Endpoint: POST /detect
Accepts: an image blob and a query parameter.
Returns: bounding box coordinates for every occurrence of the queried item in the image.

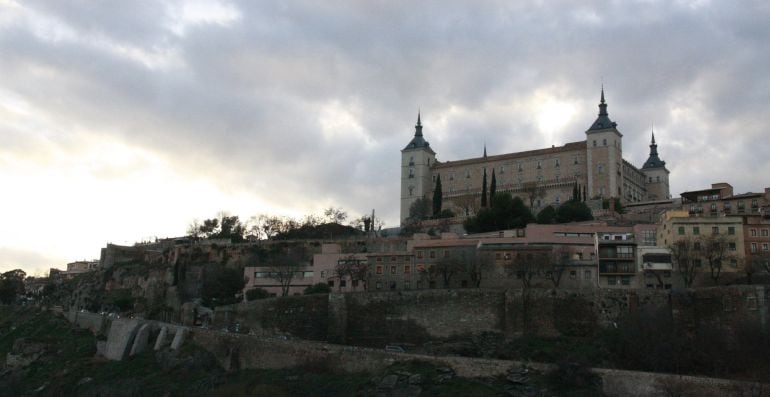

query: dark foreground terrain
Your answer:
[0,306,604,397]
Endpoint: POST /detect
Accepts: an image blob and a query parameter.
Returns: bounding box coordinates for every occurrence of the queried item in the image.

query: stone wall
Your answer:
[189,328,767,397]
[214,286,768,347]
[214,294,330,340]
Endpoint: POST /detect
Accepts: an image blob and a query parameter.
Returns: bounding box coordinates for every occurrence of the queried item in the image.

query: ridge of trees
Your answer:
[187,207,384,242]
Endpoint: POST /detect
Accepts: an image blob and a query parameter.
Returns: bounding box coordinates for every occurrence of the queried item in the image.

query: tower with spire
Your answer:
[585,87,623,200]
[401,112,437,223]
[641,129,670,200]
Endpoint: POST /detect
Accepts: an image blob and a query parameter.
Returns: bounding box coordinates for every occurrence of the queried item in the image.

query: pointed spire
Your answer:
[588,85,615,131]
[642,126,665,169]
[483,143,487,158]
[598,85,608,116]
[415,111,423,137]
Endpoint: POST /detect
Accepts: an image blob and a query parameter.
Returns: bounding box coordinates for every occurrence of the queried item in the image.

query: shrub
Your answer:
[245,288,270,301]
[303,283,331,295]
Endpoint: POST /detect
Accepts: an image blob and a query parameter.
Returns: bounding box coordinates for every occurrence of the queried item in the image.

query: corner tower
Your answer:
[641,130,670,200]
[585,88,623,199]
[400,113,436,224]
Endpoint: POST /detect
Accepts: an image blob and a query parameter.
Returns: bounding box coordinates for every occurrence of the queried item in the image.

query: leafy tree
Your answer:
[0,269,26,304]
[432,175,443,217]
[489,169,497,201]
[201,265,246,307]
[602,197,625,214]
[401,197,432,235]
[245,287,270,301]
[481,168,488,207]
[464,193,534,234]
[188,214,247,242]
[324,207,348,224]
[556,200,593,223]
[304,283,332,295]
[537,205,557,224]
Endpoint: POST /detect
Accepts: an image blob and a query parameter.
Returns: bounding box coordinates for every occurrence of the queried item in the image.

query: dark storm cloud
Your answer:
[2,0,769,228]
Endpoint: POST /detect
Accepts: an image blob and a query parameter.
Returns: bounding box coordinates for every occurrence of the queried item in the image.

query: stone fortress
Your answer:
[400,89,671,224]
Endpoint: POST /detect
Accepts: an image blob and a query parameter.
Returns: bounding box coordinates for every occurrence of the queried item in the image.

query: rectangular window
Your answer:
[404,265,411,274]
[417,251,423,259]
[328,280,334,287]
[584,270,591,280]
[389,282,397,290]
[762,229,769,237]
[390,265,397,274]
[621,276,631,286]
[728,226,735,235]
[340,279,347,287]
[607,276,617,285]
[570,270,577,279]
[764,243,769,251]
[429,251,435,258]
[693,227,700,235]
[712,226,719,235]
[376,281,382,290]
[443,250,449,258]
[751,229,758,237]
[678,226,685,235]
[376,266,383,274]
[751,243,757,253]
[728,242,736,251]
[404,281,411,289]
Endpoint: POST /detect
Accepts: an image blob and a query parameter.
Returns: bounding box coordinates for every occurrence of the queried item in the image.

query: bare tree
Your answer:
[505,247,551,289]
[334,255,368,291]
[432,255,465,287]
[545,246,571,288]
[465,250,495,287]
[268,247,307,296]
[453,195,479,217]
[523,181,546,211]
[670,238,697,288]
[700,235,734,285]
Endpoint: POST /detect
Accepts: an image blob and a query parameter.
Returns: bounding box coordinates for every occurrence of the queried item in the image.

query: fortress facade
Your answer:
[400,90,671,224]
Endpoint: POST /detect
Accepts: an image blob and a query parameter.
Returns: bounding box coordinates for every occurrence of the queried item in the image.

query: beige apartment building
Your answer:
[400,89,671,223]
[658,210,745,285]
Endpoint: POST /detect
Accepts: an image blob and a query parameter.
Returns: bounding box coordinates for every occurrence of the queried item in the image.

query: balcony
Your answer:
[599,262,636,275]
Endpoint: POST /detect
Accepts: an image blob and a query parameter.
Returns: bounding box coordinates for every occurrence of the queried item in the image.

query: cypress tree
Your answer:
[489,169,497,201]
[572,182,579,202]
[432,175,443,216]
[481,168,488,207]
[582,185,587,202]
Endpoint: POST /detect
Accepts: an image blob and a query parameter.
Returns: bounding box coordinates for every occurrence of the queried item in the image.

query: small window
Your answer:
[461,280,468,288]
[728,226,735,235]
[762,229,769,237]
[607,276,616,285]
[389,282,397,290]
[376,266,383,274]
[764,243,769,251]
[404,281,411,290]
[417,251,423,259]
[728,243,736,251]
[621,276,631,286]
[390,265,397,274]
[328,280,335,287]
[376,281,382,290]
[570,270,577,279]
[693,227,700,235]
[555,159,560,168]
[593,140,597,147]
[404,265,411,274]
[603,138,607,146]
[584,270,591,280]
[537,160,542,169]
[678,226,685,235]
[751,229,757,237]
[429,251,435,258]
[712,226,719,235]
[340,279,347,287]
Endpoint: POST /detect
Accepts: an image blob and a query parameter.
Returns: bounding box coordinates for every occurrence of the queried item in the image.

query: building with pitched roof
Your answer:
[400,89,671,224]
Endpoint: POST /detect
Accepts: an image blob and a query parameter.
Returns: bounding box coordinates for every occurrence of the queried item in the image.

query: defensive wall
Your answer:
[213,286,768,345]
[190,329,768,397]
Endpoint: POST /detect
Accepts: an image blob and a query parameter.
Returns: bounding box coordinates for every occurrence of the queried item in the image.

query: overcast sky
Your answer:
[2,0,769,276]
